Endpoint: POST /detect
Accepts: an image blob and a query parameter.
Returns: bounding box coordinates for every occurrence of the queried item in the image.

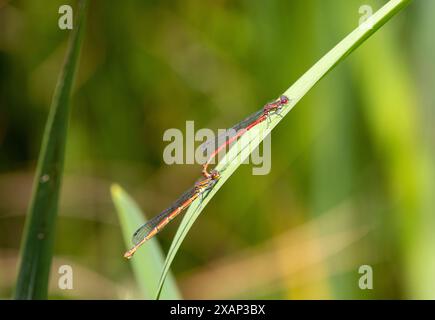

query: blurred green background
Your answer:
[1,0,434,299]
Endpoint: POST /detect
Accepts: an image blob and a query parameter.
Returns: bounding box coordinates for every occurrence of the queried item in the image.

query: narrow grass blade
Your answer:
[14,0,88,299]
[111,184,181,299]
[154,0,412,299]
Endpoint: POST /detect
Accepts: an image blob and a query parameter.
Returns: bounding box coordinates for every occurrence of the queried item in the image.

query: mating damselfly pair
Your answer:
[124,95,290,258]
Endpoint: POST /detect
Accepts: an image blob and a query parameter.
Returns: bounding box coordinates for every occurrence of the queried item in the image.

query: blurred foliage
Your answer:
[0,0,433,299]
[111,184,181,299]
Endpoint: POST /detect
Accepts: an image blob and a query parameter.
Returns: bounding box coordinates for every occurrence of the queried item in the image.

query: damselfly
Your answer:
[201,95,290,178]
[124,170,221,259]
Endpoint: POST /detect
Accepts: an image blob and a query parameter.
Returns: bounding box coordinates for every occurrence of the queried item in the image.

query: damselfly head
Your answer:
[264,95,290,114]
[279,95,289,105]
[210,170,220,180]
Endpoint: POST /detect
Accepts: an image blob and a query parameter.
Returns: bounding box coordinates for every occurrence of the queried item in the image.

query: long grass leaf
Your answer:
[14,0,88,299]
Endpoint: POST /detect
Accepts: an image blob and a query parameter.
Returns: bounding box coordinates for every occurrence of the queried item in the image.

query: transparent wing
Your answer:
[131,185,198,245]
[131,176,221,245]
[199,109,264,153]
[131,214,161,245]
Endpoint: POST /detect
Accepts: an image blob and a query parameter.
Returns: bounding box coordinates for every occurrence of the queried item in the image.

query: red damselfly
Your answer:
[201,95,290,178]
[124,170,220,259]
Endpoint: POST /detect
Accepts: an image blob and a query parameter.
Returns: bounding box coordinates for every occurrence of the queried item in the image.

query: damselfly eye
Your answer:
[210,170,220,180]
[279,95,289,105]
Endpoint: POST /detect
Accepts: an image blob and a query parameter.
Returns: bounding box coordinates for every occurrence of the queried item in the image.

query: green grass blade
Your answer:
[14,0,88,299]
[111,184,181,299]
[154,0,412,299]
